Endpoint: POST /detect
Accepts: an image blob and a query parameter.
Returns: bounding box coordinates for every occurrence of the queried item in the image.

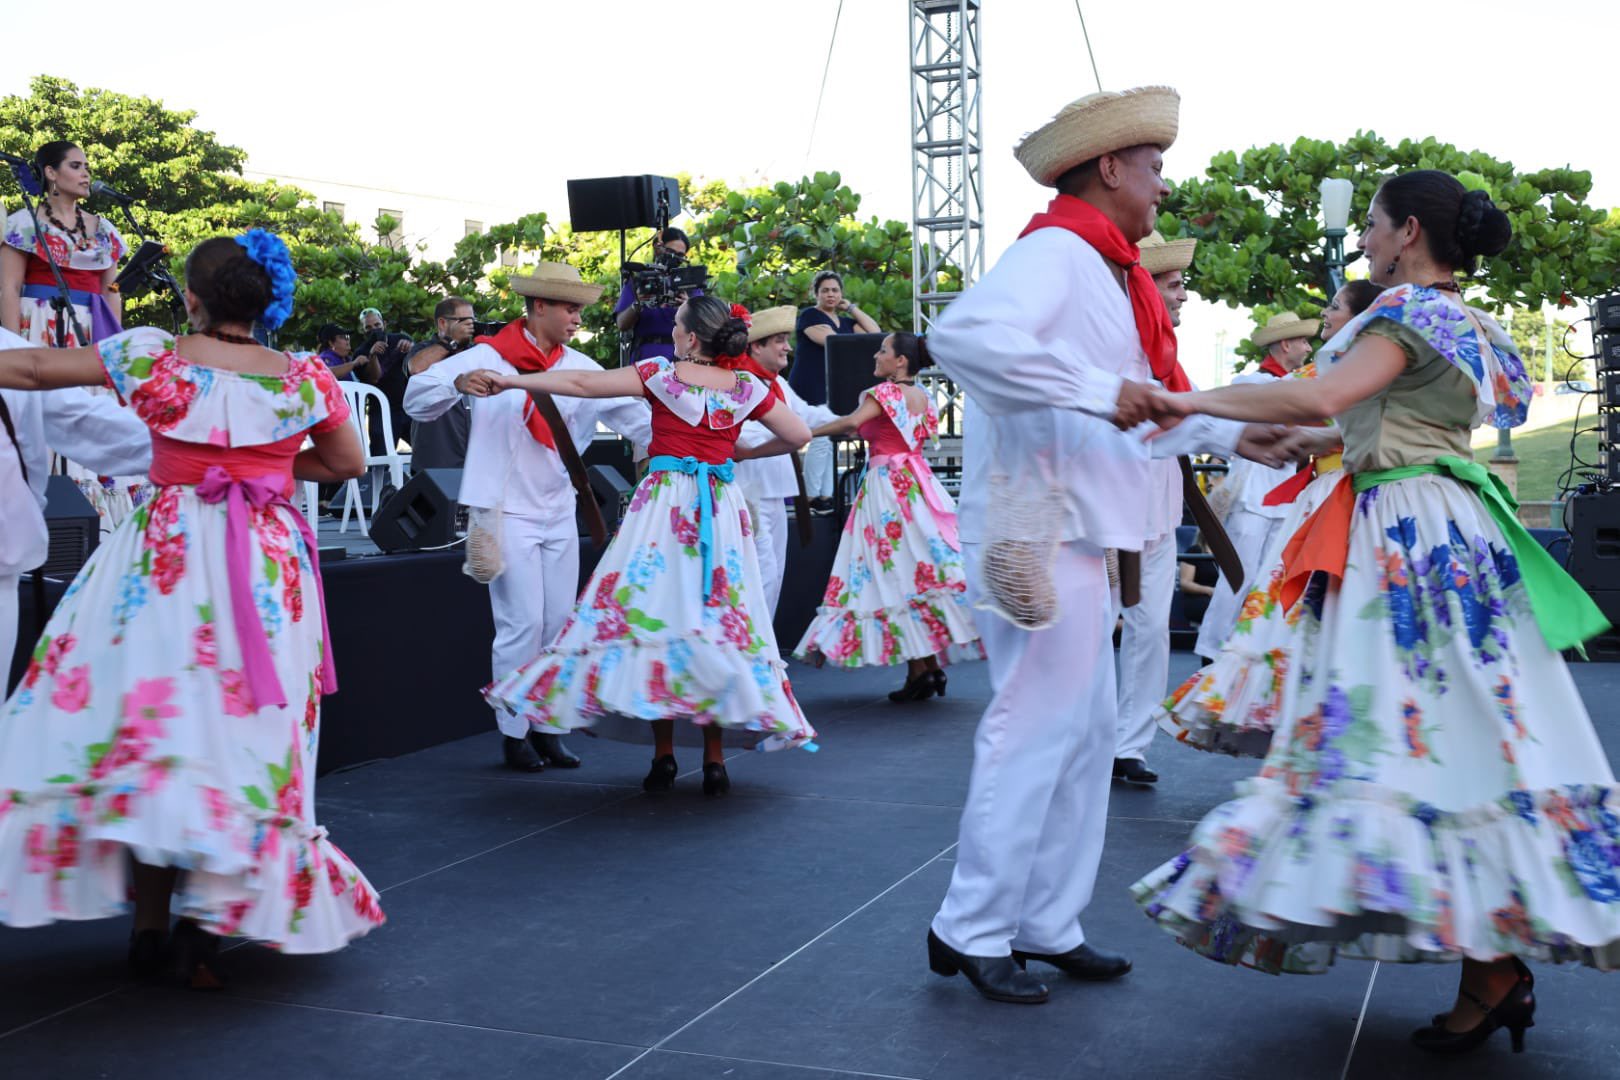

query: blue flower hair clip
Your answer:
[234,228,298,331]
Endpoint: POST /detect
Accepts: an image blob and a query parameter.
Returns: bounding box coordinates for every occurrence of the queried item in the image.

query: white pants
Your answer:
[932,540,1115,957]
[1,574,17,692]
[488,512,579,739]
[1193,507,1281,660]
[803,436,834,500]
[1113,531,1178,762]
[745,494,790,614]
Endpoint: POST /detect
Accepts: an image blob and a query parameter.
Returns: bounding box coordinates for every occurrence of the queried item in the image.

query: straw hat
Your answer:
[1251,312,1322,348]
[1139,230,1196,276]
[508,261,603,305]
[1014,86,1180,187]
[747,305,796,344]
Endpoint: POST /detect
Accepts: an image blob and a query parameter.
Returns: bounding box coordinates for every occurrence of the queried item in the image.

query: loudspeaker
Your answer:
[41,475,99,577]
[824,333,888,416]
[369,468,463,553]
[1594,294,1620,334]
[583,464,634,535]
[566,175,681,233]
[583,435,635,487]
[1567,491,1620,593]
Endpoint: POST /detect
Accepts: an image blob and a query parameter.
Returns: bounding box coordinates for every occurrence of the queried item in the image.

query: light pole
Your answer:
[1319,177,1353,295]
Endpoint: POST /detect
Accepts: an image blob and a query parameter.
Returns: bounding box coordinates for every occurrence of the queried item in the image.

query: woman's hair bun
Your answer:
[1456,188,1511,260]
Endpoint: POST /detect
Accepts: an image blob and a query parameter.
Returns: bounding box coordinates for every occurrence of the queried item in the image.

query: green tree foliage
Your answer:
[1163,133,1618,366]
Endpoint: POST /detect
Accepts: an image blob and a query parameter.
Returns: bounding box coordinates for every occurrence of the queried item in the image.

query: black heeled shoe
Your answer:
[169,918,226,991]
[931,669,947,697]
[1412,960,1535,1055]
[127,928,168,979]
[1012,942,1132,980]
[530,731,582,768]
[927,930,1048,1004]
[702,762,730,797]
[889,671,937,703]
[643,754,678,792]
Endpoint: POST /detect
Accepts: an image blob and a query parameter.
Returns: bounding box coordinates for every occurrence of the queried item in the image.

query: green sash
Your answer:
[1353,457,1610,652]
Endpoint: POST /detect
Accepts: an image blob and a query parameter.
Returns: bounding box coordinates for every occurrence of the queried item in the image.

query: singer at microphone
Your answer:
[90,180,137,206]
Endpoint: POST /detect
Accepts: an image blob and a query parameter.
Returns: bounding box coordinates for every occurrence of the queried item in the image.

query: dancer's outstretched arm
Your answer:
[811,396,881,439]
[478,364,643,401]
[731,400,812,461]
[0,344,106,390]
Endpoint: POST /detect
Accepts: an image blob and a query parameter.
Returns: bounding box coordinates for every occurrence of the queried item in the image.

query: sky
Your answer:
[7,0,1617,386]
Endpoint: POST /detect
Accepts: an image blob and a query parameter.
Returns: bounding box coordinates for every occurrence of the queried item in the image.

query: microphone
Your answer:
[90,180,136,205]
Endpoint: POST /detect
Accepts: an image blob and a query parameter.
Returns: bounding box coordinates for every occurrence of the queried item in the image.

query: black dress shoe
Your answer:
[643,754,678,792]
[1112,758,1158,785]
[702,762,730,797]
[502,735,544,772]
[888,671,938,703]
[927,930,1049,1004]
[1012,942,1132,981]
[529,731,581,768]
[128,928,168,979]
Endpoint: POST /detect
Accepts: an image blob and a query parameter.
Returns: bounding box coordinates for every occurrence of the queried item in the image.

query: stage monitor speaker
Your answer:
[824,333,889,416]
[566,175,681,233]
[1594,294,1620,335]
[369,468,463,553]
[583,464,634,535]
[1567,491,1620,593]
[584,435,635,488]
[40,475,99,577]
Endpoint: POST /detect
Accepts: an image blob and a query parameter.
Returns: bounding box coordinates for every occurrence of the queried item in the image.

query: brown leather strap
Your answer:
[1117,549,1142,608]
[529,391,608,547]
[789,453,813,546]
[1179,455,1244,588]
[0,394,26,488]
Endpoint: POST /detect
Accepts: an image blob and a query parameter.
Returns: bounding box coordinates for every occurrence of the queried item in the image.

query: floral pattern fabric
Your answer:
[485,362,814,751]
[0,328,383,952]
[1134,293,1620,974]
[795,383,982,668]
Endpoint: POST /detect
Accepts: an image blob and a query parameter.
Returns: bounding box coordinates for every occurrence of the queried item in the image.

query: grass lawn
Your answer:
[1472,395,1601,504]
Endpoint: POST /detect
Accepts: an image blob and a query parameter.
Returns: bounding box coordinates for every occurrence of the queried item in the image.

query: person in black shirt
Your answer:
[356,307,413,454]
[789,271,878,512]
[403,297,478,468]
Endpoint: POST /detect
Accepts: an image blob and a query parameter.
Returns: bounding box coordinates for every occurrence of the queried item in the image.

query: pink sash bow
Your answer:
[863,451,960,550]
[195,465,337,710]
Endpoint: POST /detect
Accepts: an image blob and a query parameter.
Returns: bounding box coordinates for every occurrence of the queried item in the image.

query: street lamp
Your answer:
[1319,177,1354,295]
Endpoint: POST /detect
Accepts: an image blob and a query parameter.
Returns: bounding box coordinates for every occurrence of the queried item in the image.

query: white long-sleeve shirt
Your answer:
[0,331,152,575]
[1211,369,1295,521]
[404,338,651,521]
[930,228,1238,551]
[734,381,835,499]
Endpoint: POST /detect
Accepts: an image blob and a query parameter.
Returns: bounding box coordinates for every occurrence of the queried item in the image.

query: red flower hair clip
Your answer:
[729,303,752,326]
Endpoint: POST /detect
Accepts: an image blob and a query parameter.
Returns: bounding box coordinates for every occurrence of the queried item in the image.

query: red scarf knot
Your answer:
[476,319,565,448]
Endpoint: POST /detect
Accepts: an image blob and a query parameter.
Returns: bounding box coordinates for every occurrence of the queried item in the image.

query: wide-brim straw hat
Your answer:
[1139,230,1196,276]
[509,261,603,305]
[747,305,796,344]
[1252,312,1322,347]
[1015,86,1180,187]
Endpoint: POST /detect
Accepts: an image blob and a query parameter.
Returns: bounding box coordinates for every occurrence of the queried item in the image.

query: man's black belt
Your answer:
[637,334,674,346]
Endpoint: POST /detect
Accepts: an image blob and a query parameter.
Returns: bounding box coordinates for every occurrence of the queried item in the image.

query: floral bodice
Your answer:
[635,357,775,464]
[858,380,937,455]
[99,326,350,447]
[5,207,125,273]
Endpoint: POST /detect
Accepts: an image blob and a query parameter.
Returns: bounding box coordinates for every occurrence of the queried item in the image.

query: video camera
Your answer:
[623,249,708,308]
[471,320,508,338]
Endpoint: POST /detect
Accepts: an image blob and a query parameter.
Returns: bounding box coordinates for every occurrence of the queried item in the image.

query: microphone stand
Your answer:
[0,154,89,347]
[108,196,186,333]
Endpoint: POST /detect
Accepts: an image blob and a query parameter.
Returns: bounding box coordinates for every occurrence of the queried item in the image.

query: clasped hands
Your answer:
[1114,380,1320,469]
[455,369,514,396]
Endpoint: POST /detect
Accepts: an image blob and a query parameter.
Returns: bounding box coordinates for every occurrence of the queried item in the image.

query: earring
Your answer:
[1384,253,1400,277]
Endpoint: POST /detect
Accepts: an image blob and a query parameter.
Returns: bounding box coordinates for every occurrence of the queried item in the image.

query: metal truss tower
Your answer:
[908,0,983,333]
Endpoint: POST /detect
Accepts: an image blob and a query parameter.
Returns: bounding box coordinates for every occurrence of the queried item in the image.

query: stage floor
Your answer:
[4,654,1619,1079]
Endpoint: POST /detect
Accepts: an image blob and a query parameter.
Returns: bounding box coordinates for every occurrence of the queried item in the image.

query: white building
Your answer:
[242,167,532,262]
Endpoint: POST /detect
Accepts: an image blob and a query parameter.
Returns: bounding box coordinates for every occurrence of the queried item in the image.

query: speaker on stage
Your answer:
[824,333,888,416]
[369,468,463,553]
[41,475,99,577]
[583,436,635,487]
[566,175,681,233]
[1567,491,1620,593]
[583,464,634,535]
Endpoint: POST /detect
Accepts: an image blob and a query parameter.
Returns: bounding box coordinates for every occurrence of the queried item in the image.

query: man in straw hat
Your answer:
[405,261,651,772]
[1192,310,1321,662]
[1110,230,1198,787]
[732,305,836,613]
[923,87,1292,1004]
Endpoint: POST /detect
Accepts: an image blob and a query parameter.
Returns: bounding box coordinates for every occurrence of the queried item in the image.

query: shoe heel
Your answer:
[926,933,959,977]
[1509,1025,1528,1053]
[1011,954,1028,970]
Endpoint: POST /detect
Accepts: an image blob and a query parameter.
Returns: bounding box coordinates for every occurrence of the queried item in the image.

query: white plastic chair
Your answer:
[337,382,410,533]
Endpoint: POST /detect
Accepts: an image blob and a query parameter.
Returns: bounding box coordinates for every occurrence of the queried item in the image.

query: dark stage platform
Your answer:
[4,654,1620,1079]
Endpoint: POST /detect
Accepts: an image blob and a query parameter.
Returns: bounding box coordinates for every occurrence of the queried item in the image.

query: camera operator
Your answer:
[403,296,478,469]
[612,227,703,364]
[357,306,414,453]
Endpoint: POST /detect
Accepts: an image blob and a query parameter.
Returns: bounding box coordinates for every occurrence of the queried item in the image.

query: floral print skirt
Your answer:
[794,460,983,669]
[1133,473,1620,972]
[484,468,815,751]
[0,486,384,952]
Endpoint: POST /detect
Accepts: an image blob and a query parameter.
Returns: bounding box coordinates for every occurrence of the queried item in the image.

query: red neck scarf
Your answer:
[1020,194,1191,393]
[1258,356,1291,379]
[477,319,564,448]
[732,354,786,403]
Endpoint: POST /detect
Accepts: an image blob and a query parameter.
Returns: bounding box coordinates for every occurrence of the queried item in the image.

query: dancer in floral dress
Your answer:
[792,332,981,700]
[1135,171,1620,1056]
[476,295,815,797]
[1,141,150,530]
[0,232,384,986]
[1161,279,1383,756]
